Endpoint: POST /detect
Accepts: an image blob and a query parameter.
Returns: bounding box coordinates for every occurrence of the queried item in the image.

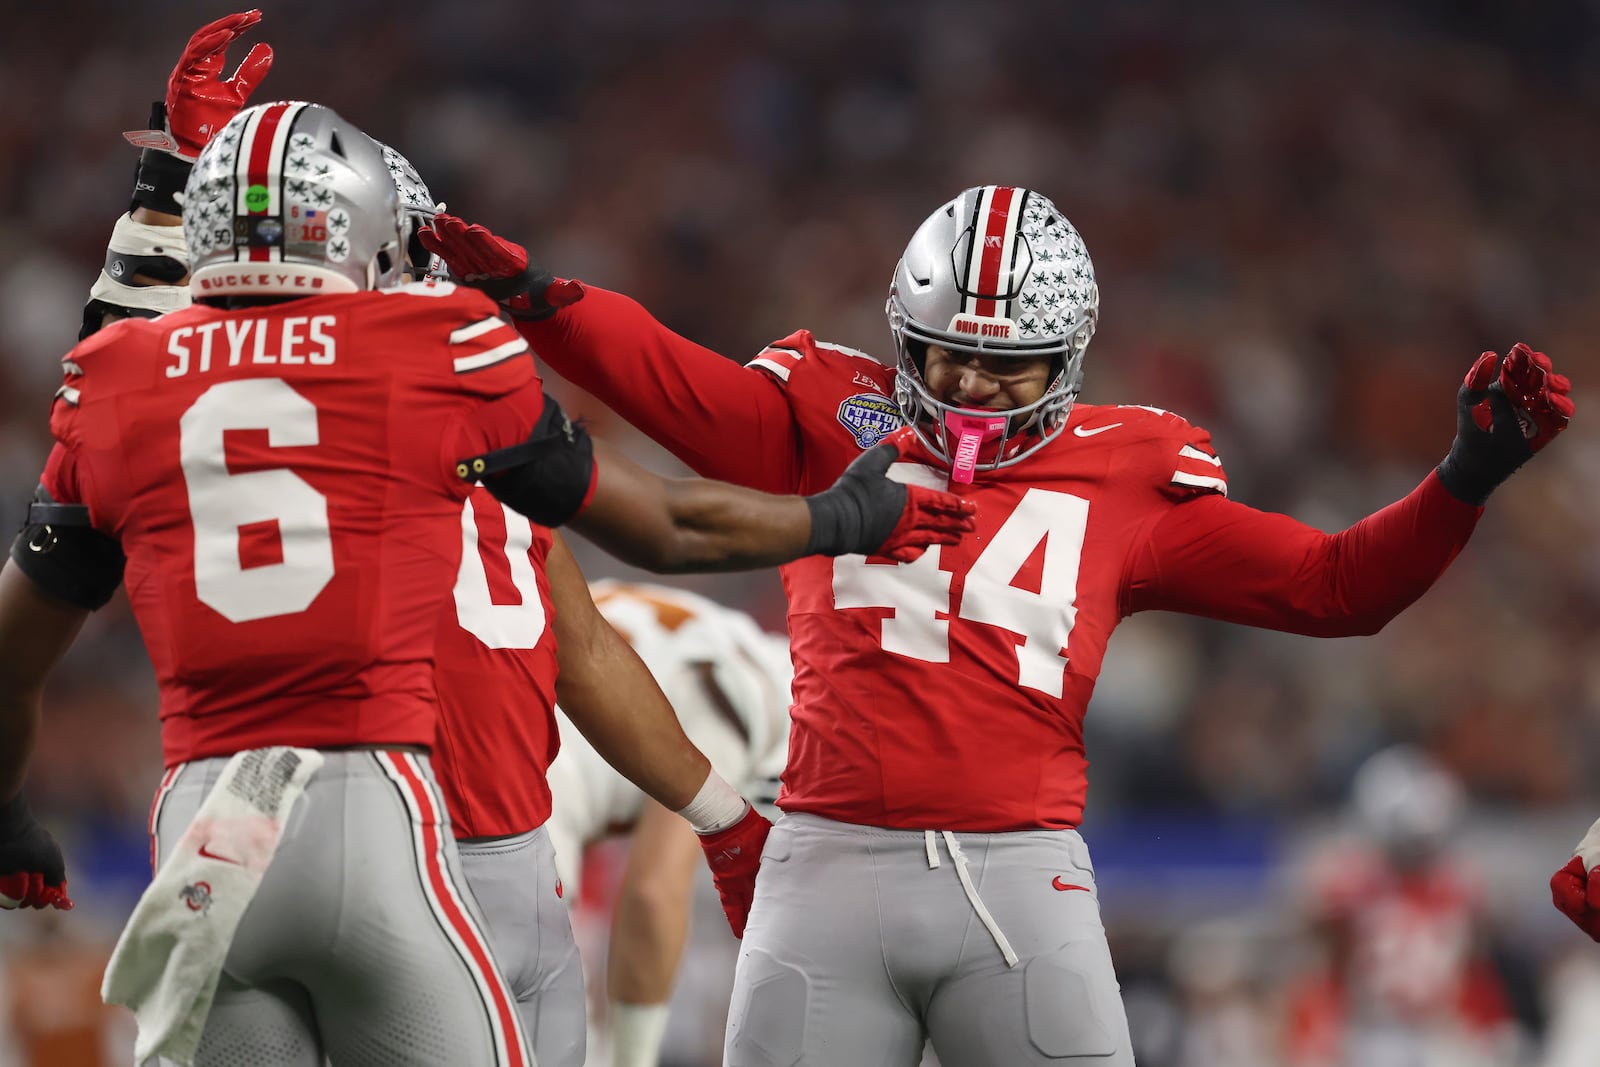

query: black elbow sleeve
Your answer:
[455,397,597,528]
[10,489,125,610]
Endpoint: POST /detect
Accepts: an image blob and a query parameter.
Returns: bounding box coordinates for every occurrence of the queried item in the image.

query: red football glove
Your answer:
[697,806,771,939]
[1437,343,1574,505]
[1551,856,1600,941]
[1491,342,1574,452]
[419,214,584,318]
[125,11,273,161]
[803,431,977,562]
[0,795,73,912]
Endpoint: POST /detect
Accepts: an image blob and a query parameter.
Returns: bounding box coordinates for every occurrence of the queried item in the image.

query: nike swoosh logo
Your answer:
[1073,423,1122,438]
[197,844,243,867]
[1052,876,1090,892]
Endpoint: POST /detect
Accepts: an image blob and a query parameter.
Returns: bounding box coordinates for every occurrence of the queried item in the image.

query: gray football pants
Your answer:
[458,827,587,1067]
[146,751,534,1067]
[724,814,1134,1067]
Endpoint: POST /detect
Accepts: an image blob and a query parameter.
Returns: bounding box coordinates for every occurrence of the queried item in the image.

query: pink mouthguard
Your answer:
[944,413,1006,484]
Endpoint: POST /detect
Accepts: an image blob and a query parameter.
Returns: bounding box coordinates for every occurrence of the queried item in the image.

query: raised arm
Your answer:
[1125,471,1479,636]
[1128,344,1573,635]
[459,388,974,573]
[420,213,805,492]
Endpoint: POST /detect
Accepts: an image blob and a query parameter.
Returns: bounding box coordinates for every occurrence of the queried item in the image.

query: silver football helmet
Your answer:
[377,141,447,281]
[185,101,405,298]
[1350,745,1464,862]
[887,186,1099,472]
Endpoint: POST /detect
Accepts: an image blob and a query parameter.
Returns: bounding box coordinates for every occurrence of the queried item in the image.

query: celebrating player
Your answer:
[421,185,1574,1066]
[0,16,973,1064]
[0,81,969,1067]
[544,581,792,1067]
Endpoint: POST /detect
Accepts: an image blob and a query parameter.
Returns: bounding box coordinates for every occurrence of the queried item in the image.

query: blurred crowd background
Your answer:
[2,1,1599,1064]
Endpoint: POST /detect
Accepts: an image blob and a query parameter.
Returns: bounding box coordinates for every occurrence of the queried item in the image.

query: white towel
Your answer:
[1576,815,1600,871]
[102,746,324,1066]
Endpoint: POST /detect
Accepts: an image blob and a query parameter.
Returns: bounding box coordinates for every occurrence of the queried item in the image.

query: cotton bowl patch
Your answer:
[837,393,904,448]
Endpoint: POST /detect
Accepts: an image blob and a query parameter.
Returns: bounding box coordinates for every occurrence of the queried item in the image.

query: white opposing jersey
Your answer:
[545,582,792,896]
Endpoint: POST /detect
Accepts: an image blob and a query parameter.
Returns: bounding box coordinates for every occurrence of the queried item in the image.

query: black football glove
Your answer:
[1436,343,1573,506]
[0,794,72,911]
[803,435,975,561]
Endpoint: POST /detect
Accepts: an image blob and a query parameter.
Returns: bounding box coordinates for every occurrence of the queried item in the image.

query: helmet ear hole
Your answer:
[328,131,346,158]
[376,249,393,276]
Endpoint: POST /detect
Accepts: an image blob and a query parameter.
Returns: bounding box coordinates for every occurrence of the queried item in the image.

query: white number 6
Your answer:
[179,379,334,623]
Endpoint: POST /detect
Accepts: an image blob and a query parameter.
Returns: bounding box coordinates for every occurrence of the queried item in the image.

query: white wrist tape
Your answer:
[89,213,191,316]
[1574,815,1600,871]
[608,1001,671,1067]
[677,770,747,835]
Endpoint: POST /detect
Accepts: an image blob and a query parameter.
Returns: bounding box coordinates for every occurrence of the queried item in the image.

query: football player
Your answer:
[544,581,792,1067]
[1284,746,1516,1066]
[421,186,1573,1067]
[0,17,972,1065]
[0,85,969,1067]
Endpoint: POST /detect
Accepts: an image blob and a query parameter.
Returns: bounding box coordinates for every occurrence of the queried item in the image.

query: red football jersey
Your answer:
[43,281,547,768]
[522,287,1483,831]
[431,499,561,838]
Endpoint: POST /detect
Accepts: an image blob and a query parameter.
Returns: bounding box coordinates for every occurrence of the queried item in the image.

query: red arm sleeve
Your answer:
[1124,470,1482,637]
[516,287,804,494]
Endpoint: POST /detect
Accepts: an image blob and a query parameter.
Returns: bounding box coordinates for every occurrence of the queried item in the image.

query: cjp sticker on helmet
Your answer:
[184,101,405,299]
[887,186,1099,475]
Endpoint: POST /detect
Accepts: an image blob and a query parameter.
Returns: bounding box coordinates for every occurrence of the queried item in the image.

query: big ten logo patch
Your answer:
[836,393,903,448]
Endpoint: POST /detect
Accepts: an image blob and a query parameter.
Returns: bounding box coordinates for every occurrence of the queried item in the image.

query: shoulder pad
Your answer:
[747,330,892,391]
[1084,404,1228,498]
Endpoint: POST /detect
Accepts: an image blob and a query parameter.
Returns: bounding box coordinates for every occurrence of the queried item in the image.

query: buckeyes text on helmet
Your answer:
[183,101,405,299]
[887,186,1099,473]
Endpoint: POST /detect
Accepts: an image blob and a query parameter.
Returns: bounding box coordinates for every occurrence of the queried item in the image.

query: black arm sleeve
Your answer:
[456,396,597,528]
[9,488,125,611]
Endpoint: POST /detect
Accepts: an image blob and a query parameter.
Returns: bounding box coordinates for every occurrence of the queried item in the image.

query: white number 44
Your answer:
[832,465,1088,698]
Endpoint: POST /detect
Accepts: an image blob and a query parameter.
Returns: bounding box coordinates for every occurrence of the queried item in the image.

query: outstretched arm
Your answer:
[420,214,805,492]
[1125,472,1479,637]
[1129,344,1572,635]
[466,396,975,573]
[89,11,272,335]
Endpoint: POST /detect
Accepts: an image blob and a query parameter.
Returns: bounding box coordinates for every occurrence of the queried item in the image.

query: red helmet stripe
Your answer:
[234,102,304,263]
[973,185,1019,318]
